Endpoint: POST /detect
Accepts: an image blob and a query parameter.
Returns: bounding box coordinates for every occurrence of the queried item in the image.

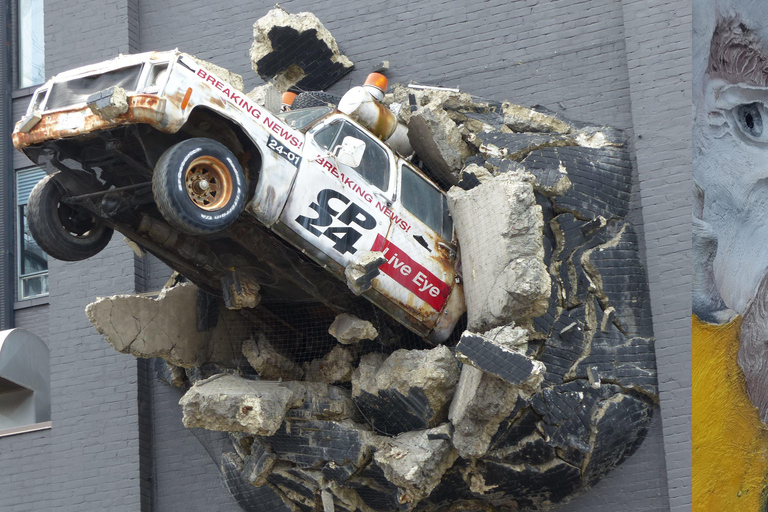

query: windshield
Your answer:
[276,106,334,132]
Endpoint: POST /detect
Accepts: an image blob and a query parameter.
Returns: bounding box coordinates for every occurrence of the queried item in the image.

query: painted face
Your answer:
[694,14,768,314]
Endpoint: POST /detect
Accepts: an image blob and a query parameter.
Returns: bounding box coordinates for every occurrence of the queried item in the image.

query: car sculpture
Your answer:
[12,50,465,342]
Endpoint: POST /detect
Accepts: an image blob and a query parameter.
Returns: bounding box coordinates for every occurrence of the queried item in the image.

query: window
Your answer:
[18,0,45,89]
[17,168,48,300]
[312,120,390,191]
[400,164,453,240]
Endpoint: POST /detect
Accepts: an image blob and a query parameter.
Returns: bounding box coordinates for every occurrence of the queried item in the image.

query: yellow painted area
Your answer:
[693,315,768,511]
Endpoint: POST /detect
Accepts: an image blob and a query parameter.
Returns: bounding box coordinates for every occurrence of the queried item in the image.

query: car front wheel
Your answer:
[152,138,247,235]
[26,173,114,261]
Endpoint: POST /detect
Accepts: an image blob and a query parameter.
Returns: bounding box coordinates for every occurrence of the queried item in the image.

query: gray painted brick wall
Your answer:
[14,303,49,340]
[0,0,690,509]
[47,241,140,511]
[620,1,692,509]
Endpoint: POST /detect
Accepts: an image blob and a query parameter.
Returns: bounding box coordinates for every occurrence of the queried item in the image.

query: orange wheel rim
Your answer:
[184,156,233,211]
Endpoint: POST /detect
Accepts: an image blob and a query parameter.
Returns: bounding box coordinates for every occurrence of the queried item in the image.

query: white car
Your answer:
[13,50,465,342]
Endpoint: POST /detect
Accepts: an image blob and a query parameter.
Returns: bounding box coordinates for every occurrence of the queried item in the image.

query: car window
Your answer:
[313,120,390,192]
[276,106,333,132]
[313,120,341,150]
[400,164,453,240]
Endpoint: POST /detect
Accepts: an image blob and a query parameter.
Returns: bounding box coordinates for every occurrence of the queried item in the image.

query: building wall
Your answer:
[0,0,690,510]
[621,1,692,510]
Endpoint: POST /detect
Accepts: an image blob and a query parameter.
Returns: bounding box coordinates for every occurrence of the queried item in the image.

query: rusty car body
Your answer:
[13,50,465,342]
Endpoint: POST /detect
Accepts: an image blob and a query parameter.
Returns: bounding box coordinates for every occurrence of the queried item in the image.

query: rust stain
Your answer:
[13,94,168,149]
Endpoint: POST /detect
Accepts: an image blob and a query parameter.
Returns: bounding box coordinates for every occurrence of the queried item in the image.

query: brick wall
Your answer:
[620,1,692,509]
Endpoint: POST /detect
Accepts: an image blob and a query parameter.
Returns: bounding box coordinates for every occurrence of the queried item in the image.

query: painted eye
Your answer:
[734,102,767,141]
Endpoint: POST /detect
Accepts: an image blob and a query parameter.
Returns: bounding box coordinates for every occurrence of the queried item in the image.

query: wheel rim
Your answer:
[184,156,233,211]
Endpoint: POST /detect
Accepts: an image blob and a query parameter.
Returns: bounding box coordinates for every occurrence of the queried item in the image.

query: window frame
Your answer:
[15,0,45,90]
[16,168,48,301]
[310,118,394,194]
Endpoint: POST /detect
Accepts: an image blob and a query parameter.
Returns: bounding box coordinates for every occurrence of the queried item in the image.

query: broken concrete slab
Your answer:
[242,440,277,487]
[455,329,545,391]
[220,452,289,512]
[265,419,376,469]
[448,364,523,459]
[284,382,357,422]
[86,282,251,368]
[87,86,128,120]
[328,313,378,345]
[502,101,572,134]
[344,250,386,295]
[192,56,244,92]
[448,173,551,332]
[243,334,304,381]
[303,345,356,384]
[352,347,460,435]
[246,83,282,113]
[179,373,302,436]
[220,269,261,310]
[250,7,354,91]
[408,101,474,187]
[373,423,458,509]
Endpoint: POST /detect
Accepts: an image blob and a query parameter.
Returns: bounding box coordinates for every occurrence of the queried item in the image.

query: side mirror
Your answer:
[333,136,366,168]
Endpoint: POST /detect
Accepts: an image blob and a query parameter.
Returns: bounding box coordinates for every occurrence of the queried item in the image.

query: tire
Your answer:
[152,138,247,235]
[292,91,341,110]
[26,173,114,261]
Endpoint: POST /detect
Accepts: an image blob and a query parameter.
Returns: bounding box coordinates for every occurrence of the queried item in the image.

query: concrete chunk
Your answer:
[86,282,250,368]
[408,102,473,186]
[265,419,375,469]
[448,365,522,459]
[303,345,356,384]
[87,86,128,120]
[328,313,378,344]
[455,329,545,389]
[243,334,303,381]
[448,173,551,331]
[242,441,277,487]
[502,102,572,134]
[373,424,458,509]
[250,7,353,91]
[179,374,302,436]
[352,347,460,435]
[345,251,386,295]
[191,56,244,92]
[246,83,282,113]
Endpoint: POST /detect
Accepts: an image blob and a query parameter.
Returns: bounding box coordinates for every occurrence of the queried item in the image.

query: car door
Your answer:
[279,117,395,272]
[370,162,459,329]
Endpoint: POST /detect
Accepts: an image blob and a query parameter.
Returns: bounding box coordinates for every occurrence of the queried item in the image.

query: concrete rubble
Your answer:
[86,282,250,368]
[448,172,551,332]
[455,327,545,388]
[328,313,378,345]
[373,424,459,508]
[87,86,129,120]
[179,373,302,436]
[352,346,460,435]
[88,17,659,508]
[303,345,356,384]
[449,364,524,459]
[242,334,304,381]
[250,7,354,92]
[344,250,386,295]
[192,56,244,92]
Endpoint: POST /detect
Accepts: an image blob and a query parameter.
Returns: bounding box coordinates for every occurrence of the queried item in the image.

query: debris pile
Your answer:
[86,10,657,511]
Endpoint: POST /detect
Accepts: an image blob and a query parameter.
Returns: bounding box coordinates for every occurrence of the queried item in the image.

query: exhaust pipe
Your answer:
[338,73,412,156]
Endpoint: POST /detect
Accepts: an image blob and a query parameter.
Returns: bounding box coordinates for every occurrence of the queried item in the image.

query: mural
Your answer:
[693,0,768,509]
